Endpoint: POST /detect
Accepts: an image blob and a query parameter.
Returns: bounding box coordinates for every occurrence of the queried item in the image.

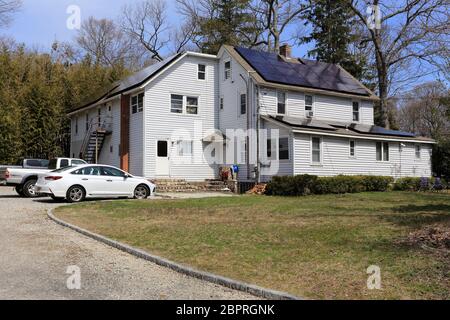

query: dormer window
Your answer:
[353,101,360,122]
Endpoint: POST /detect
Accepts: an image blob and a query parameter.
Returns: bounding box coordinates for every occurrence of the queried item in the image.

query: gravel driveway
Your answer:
[0,187,254,300]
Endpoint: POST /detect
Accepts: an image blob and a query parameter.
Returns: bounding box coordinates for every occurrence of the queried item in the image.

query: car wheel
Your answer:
[23,179,38,198]
[66,185,86,203]
[15,185,25,197]
[134,185,150,200]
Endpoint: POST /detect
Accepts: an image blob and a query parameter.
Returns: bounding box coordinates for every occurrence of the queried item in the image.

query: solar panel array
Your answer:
[236,47,369,96]
[351,124,416,137]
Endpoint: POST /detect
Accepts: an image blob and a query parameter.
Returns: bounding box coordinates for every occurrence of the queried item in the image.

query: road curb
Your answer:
[47,208,301,300]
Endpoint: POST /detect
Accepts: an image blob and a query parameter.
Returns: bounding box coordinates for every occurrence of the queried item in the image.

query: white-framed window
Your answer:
[279,137,290,160]
[75,117,79,135]
[170,94,184,114]
[85,113,89,131]
[305,94,314,116]
[98,108,101,124]
[131,93,144,114]
[349,140,356,157]
[352,101,360,122]
[220,96,224,110]
[240,93,247,115]
[198,64,206,80]
[376,142,390,161]
[171,94,199,115]
[186,97,199,115]
[311,136,322,164]
[415,144,421,159]
[277,91,286,115]
[266,139,275,160]
[178,140,193,156]
[224,60,231,80]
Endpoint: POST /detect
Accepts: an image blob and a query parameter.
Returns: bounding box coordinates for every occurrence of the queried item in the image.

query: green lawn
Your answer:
[54,192,450,300]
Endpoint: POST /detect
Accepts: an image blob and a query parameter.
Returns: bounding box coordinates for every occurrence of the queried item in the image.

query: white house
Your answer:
[68,45,434,182]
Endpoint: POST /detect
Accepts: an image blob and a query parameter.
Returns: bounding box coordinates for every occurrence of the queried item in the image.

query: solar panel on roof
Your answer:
[236,47,369,96]
[370,127,416,137]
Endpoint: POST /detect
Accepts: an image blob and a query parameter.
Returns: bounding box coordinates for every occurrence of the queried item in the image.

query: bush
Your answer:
[266,175,394,196]
[393,178,422,191]
[265,175,317,196]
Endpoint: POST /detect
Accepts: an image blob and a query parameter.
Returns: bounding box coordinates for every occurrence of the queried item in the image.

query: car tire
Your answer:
[134,184,150,200]
[66,185,86,203]
[15,185,25,197]
[23,179,38,198]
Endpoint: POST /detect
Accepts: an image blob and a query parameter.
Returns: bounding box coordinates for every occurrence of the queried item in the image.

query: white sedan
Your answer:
[35,165,156,203]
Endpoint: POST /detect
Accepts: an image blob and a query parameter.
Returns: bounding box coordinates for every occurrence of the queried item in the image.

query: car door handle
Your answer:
[106,179,113,182]
[82,178,89,181]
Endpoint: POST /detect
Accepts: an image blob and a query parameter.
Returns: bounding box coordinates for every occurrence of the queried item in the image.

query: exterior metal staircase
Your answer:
[80,117,113,164]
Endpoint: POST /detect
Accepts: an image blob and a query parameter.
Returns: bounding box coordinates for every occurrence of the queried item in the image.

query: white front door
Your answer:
[156,140,170,177]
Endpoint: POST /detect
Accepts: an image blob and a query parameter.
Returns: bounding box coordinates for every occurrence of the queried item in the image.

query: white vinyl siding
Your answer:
[144,55,217,181]
[294,134,432,178]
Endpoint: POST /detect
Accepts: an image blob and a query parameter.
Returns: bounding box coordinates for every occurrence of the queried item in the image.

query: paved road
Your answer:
[0,187,253,300]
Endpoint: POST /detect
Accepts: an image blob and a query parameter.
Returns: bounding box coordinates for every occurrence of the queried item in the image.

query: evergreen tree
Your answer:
[300,0,366,80]
[197,0,260,54]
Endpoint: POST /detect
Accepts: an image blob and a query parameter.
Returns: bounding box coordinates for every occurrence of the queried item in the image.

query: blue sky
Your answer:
[4,0,308,56]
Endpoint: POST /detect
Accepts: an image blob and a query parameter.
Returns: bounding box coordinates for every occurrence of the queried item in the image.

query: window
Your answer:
[98,108,101,124]
[220,97,224,110]
[157,141,168,157]
[71,160,86,166]
[279,137,290,160]
[305,95,313,116]
[350,140,356,157]
[353,101,360,122]
[60,159,69,168]
[415,144,421,159]
[110,145,113,153]
[186,97,198,115]
[240,93,247,115]
[85,114,89,131]
[101,167,125,177]
[267,139,273,159]
[376,142,390,161]
[383,142,390,161]
[277,91,286,115]
[72,167,100,176]
[75,117,78,135]
[131,93,144,114]
[224,61,231,80]
[198,64,206,80]
[171,94,183,113]
[178,141,193,156]
[312,137,321,163]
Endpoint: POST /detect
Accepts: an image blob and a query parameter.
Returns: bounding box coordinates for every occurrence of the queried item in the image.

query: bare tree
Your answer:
[76,17,145,69]
[346,0,449,128]
[121,0,170,62]
[0,0,21,27]
[252,0,309,52]
[398,81,449,139]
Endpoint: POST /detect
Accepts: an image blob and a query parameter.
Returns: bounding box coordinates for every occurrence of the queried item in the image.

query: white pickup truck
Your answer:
[0,158,87,198]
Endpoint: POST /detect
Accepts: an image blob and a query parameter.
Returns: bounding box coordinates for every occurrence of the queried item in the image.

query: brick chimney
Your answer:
[279,44,292,58]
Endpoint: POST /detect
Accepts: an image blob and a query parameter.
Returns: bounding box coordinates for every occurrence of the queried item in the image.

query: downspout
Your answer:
[240,73,251,181]
[255,84,261,184]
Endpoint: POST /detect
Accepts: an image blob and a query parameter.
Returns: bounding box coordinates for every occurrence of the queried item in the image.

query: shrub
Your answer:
[266,175,394,196]
[393,177,421,191]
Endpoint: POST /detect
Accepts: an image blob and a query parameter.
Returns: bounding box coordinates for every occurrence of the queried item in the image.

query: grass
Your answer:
[54,192,450,300]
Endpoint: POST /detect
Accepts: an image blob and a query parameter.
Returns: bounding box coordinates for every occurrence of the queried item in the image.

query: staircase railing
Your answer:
[80,116,113,160]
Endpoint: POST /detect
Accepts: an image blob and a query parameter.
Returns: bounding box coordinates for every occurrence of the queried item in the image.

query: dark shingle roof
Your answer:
[235,47,370,96]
